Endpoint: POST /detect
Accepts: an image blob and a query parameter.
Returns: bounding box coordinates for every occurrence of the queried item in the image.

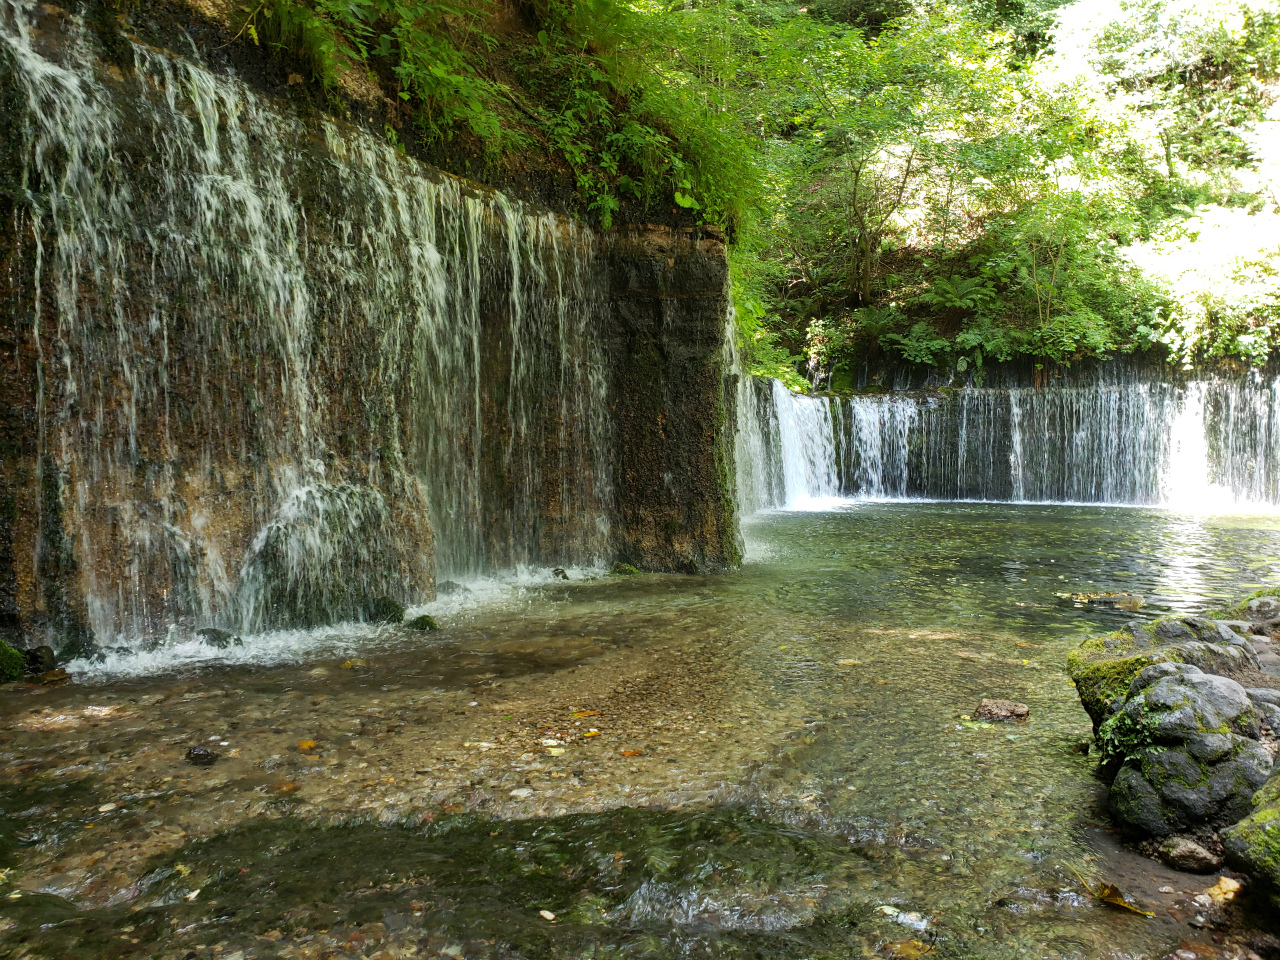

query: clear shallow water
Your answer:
[717,503,1280,957]
[6,503,1280,958]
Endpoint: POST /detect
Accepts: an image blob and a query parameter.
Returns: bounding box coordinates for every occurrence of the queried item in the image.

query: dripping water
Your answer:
[2,0,612,651]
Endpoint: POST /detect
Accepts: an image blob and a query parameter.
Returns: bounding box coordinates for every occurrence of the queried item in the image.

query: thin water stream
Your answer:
[3,503,1279,958]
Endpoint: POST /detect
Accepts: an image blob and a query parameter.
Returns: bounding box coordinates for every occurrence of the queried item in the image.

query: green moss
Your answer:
[405,614,438,631]
[1096,708,1159,765]
[0,640,22,682]
[1066,647,1166,730]
[1223,779,1280,916]
[610,562,640,576]
[362,596,405,624]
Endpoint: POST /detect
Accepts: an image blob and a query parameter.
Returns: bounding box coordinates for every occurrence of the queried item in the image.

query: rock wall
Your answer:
[0,0,737,655]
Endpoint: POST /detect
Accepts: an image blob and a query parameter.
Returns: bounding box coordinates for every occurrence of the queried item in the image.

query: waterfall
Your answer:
[2,0,612,648]
[738,370,1280,511]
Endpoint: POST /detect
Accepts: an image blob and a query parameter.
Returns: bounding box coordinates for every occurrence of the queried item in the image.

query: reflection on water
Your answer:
[5,504,1280,958]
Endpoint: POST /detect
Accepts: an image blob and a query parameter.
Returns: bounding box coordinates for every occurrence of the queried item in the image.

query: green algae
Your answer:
[3,808,875,959]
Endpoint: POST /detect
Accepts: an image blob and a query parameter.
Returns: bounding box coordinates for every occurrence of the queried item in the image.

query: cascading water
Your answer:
[739,367,1280,511]
[1,0,612,649]
[770,380,840,507]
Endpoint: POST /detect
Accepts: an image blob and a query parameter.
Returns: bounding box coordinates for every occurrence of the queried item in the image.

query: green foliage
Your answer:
[235,0,760,226]
[1096,705,1159,766]
[710,0,1280,379]
[0,640,23,683]
[239,0,505,139]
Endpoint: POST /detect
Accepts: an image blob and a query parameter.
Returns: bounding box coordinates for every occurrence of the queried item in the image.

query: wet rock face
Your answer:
[0,5,737,653]
[604,226,737,574]
[1105,664,1273,837]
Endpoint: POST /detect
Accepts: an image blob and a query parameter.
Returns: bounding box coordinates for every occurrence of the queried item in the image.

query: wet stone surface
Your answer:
[3,504,1280,958]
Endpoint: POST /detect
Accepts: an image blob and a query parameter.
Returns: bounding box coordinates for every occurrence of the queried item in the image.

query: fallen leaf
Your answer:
[571,710,601,718]
[1206,876,1242,904]
[547,747,565,756]
[287,72,304,85]
[272,782,300,794]
[1096,884,1154,916]
[298,739,317,751]
[584,730,601,737]
[1071,868,1154,917]
[621,749,643,757]
[538,909,556,921]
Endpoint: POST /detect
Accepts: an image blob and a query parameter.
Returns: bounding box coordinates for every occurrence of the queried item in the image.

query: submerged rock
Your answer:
[185,746,219,767]
[1157,836,1222,873]
[23,645,57,675]
[364,597,405,624]
[405,614,439,631]
[1103,664,1272,836]
[436,580,470,596]
[972,698,1029,721]
[197,628,242,649]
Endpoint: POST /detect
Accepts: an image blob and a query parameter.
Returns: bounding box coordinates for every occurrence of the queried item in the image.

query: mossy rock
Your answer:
[405,614,438,631]
[1223,777,1280,920]
[0,640,23,683]
[1067,640,1170,732]
[363,596,405,624]
[1206,586,1280,621]
[610,562,640,576]
[197,628,242,650]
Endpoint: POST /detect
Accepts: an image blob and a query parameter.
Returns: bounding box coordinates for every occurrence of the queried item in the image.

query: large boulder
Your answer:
[1222,775,1280,915]
[1101,664,1272,837]
[1067,617,1260,733]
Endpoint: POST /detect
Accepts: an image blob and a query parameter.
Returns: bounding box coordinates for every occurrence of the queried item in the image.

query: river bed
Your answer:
[3,503,1279,959]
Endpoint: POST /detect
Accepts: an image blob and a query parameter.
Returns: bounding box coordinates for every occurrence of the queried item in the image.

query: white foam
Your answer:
[64,562,608,681]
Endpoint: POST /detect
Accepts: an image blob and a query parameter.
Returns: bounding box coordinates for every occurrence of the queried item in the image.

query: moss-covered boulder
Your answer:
[405,614,438,631]
[1102,663,1272,836]
[1067,617,1262,732]
[0,640,23,683]
[1068,637,1170,732]
[1222,776,1280,915]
